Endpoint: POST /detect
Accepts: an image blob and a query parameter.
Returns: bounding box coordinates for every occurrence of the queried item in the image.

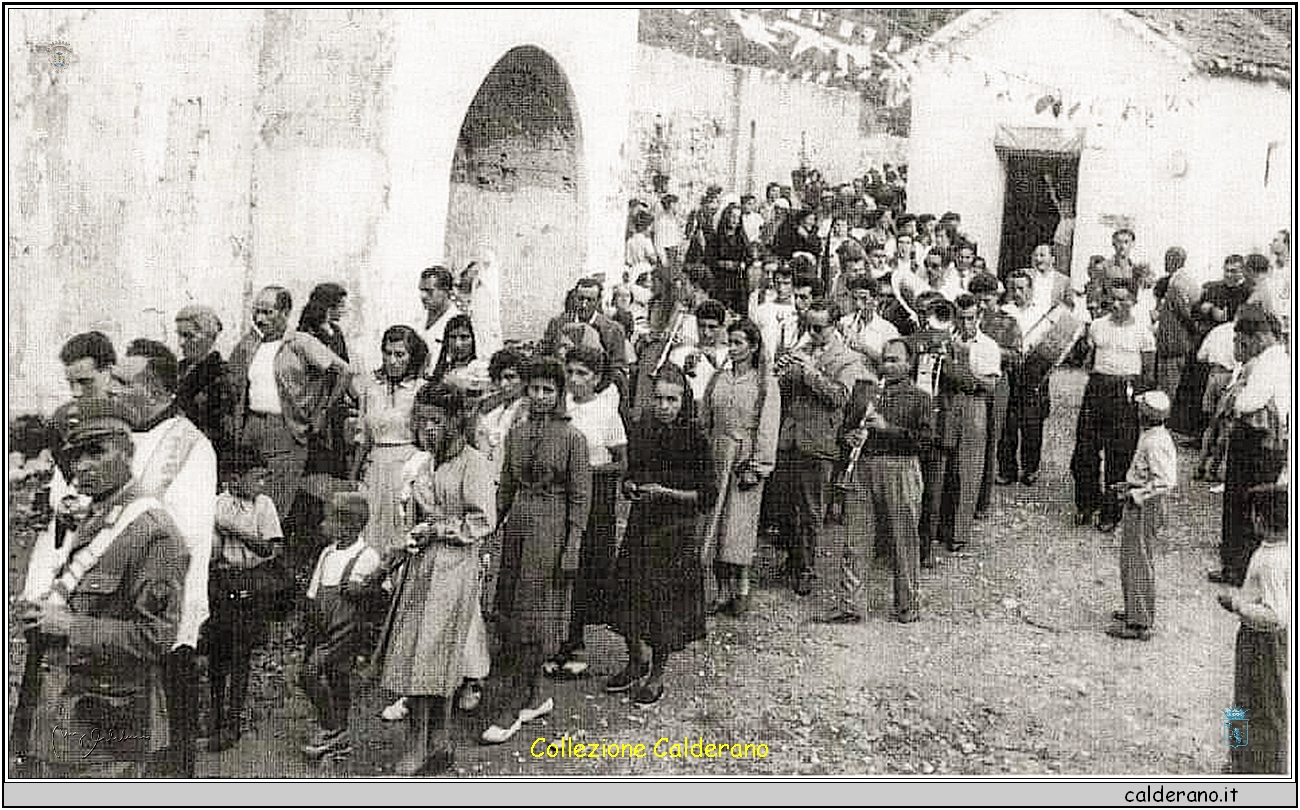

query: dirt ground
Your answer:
[8,368,1243,777]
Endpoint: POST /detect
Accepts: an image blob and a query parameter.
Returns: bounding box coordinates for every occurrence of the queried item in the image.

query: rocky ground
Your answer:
[8,368,1242,778]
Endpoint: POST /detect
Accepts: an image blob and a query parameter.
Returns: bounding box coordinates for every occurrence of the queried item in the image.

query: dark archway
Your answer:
[445,46,584,343]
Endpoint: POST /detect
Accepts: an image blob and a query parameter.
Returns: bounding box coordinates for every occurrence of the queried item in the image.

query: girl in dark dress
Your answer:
[607,363,715,705]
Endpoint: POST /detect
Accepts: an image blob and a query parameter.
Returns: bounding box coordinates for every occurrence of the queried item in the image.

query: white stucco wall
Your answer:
[628,45,907,204]
[8,9,638,414]
[907,9,1292,289]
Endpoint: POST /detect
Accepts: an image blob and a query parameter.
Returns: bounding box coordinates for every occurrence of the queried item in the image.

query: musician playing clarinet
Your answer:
[819,338,933,624]
[1000,268,1050,486]
[770,299,869,597]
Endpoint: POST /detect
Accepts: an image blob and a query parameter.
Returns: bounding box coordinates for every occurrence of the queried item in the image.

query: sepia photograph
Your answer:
[5,5,1293,804]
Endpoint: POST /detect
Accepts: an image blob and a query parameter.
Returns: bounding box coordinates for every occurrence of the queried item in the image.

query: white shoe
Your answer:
[380,696,409,722]
[480,718,523,745]
[518,696,554,723]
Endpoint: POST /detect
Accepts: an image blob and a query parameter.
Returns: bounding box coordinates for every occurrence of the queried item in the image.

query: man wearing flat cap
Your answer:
[16,400,189,777]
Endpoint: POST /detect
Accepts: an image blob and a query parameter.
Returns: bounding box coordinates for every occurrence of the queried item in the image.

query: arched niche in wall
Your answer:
[445,45,585,346]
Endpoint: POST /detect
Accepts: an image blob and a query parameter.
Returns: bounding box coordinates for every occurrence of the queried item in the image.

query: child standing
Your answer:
[1218,484,1289,774]
[207,455,283,751]
[1107,390,1177,641]
[300,492,382,760]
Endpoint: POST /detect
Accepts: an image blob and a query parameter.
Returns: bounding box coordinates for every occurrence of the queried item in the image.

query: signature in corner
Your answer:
[52,725,149,758]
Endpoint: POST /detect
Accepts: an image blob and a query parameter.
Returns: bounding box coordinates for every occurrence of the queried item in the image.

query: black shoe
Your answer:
[605,665,646,693]
[1021,473,1038,486]
[816,609,864,625]
[631,681,665,705]
[794,571,815,596]
[1073,509,1095,527]
[1106,624,1151,641]
[1096,519,1119,534]
[921,557,935,570]
[1111,610,1127,622]
[724,593,750,616]
[896,610,921,624]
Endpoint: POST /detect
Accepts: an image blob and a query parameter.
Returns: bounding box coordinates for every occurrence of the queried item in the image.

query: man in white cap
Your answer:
[1107,389,1176,640]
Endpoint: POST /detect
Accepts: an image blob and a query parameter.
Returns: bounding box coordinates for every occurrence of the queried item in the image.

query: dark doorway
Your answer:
[996,151,1078,279]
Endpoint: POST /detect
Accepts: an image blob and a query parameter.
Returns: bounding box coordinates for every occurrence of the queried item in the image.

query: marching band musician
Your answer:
[770,300,870,596]
[999,268,1050,487]
[819,338,933,625]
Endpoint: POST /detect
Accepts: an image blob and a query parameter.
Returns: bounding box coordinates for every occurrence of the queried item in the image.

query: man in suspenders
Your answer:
[16,400,189,777]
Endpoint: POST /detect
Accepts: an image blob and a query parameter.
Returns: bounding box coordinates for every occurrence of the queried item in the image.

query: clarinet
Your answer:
[652,308,687,377]
[835,395,878,491]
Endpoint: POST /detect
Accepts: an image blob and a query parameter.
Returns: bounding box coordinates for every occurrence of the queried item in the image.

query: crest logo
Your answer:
[34,41,73,68]
[1222,706,1248,749]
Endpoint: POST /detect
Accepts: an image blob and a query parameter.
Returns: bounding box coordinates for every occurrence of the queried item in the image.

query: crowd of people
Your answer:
[9,168,1291,777]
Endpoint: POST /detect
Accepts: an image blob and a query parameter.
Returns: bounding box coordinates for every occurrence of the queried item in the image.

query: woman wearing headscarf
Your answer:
[606,362,715,705]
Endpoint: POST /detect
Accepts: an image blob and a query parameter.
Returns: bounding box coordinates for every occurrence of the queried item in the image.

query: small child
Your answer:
[1107,390,1177,641]
[207,455,283,751]
[1194,320,1239,482]
[299,492,383,761]
[1218,484,1289,774]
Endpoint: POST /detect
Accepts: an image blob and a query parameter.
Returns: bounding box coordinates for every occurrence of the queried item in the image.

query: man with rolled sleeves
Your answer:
[226,286,352,534]
[937,294,1001,552]
[16,401,189,777]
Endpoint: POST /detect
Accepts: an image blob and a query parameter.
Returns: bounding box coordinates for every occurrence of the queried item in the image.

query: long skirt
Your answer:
[494,491,572,658]
[610,508,706,654]
[361,444,418,558]
[381,542,485,697]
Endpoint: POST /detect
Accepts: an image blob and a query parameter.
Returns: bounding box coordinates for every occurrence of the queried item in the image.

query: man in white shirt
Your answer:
[1027,243,1074,313]
[1000,269,1050,485]
[419,266,463,372]
[740,193,765,244]
[752,265,800,362]
[1071,280,1156,533]
[1211,304,1289,586]
[936,294,1000,552]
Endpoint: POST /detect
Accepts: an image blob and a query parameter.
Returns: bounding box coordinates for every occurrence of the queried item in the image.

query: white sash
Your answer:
[44,497,162,607]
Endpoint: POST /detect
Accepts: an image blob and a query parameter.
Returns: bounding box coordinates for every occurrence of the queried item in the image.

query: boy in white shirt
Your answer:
[299,492,383,760]
[1107,391,1176,641]
[1218,484,1288,774]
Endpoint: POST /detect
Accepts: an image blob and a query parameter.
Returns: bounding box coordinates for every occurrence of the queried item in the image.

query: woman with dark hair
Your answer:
[428,313,478,387]
[380,383,495,775]
[548,344,627,677]
[357,326,429,560]
[701,319,780,617]
[606,363,715,704]
[298,283,353,479]
[481,357,591,744]
[708,203,750,314]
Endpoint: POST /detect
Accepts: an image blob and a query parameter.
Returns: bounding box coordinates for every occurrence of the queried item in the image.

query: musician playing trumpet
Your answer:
[770,300,870,596]
[819,338,933,624]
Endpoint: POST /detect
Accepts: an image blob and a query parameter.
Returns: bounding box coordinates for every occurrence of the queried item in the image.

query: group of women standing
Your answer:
[336,294,780,773]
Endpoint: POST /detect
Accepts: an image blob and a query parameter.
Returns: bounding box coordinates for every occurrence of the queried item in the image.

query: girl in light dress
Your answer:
[379,383,495,775]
